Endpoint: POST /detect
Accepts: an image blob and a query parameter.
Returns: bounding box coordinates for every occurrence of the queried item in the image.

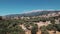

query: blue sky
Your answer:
[0,0,60,16]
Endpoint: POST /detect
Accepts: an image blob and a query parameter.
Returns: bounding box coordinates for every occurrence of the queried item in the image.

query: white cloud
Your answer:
[23,9,43,14]
[23,9,60,14]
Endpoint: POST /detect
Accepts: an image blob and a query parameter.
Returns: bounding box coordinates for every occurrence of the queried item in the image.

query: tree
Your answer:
[7,25,25,34]
[46,24,57,34]
[40,26,49,34]
[46,24,54,31]
[0,16,2,20]
[0,20,25,34]
[55,24,60,32]
[31,24,38,34]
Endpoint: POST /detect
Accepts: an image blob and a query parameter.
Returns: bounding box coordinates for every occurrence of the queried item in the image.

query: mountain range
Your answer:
[3,10,60,19]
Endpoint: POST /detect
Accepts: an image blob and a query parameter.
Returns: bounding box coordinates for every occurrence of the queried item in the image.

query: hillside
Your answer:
[1,10,60,34]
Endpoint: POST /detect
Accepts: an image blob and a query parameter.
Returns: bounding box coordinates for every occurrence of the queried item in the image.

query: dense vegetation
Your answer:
[0,13,60,34]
